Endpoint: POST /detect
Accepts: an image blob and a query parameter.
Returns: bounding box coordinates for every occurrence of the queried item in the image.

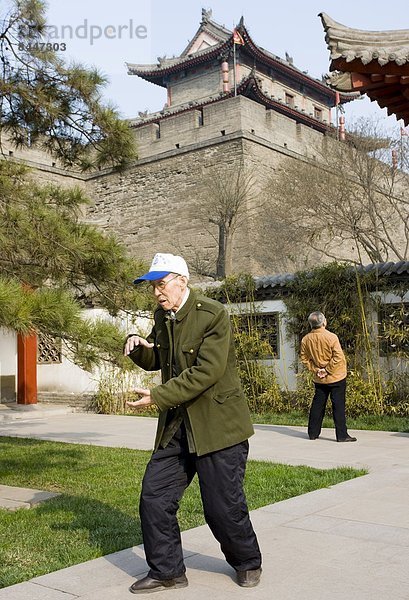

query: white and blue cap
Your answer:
[133,253,190,284]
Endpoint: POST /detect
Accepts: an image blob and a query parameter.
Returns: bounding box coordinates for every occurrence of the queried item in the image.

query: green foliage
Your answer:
[90,367,158,414]
[284,262,373,354]
[90,368,135,414]
[0,162,149,308]
[206,265,409,417]
[283,369,409,418]
[206,272,256,304]
[0,160,153,369]
[380,302,409,358]
[343,370,384,417]
[0,0,136,170]
[207,274,285,413]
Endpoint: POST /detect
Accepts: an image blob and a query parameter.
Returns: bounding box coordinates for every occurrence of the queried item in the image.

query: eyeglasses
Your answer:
[147,274,179,292]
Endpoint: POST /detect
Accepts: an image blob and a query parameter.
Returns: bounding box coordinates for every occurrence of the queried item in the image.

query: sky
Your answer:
[34,1,409,132]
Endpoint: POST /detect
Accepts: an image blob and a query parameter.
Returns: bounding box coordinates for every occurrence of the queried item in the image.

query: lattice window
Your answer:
[37,333,62,364]
[233,312,280,359]
[378,302,409,356]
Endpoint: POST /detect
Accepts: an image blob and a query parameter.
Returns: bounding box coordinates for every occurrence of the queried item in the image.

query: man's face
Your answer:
[149,273,187,311]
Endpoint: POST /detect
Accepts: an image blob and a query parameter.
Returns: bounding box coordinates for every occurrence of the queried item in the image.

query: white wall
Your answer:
[0,328,16,375]
[228,299,297,391]
[0,310,154,399]
[38,308,154,394]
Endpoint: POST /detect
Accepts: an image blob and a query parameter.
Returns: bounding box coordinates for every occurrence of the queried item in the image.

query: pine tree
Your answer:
[0,2,148,370]
[0,0,136,170]
[0,160,151,369]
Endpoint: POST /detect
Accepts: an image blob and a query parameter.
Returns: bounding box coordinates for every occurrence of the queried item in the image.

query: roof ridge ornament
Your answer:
[201,8,213,23]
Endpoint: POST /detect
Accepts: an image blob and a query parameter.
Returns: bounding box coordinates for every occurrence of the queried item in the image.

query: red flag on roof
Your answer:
[233,28,245,45]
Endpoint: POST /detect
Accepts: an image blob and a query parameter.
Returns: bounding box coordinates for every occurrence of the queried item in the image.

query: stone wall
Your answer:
[85,96,334,277]
[6,94,406,279]
[131,95,326,160]
[169,62,222,107]
[85,137,252,275]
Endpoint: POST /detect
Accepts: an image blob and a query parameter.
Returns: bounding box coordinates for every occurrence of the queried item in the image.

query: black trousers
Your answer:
[308,378,348,440]
[139,425,262,580]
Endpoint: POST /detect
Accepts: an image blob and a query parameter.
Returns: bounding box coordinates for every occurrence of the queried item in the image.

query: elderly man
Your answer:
[300,311,357,443]
[124,253,262,594]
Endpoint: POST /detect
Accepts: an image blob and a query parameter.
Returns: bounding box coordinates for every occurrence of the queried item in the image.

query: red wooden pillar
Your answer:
[17,333,38,404]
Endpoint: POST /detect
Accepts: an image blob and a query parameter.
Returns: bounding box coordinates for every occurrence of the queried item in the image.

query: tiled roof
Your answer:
[198,262,409,302]
[254,261,409,292]
[320,13,409,67]
[127,13,347,104]
[319,13,409,125]
[126,40,228,81]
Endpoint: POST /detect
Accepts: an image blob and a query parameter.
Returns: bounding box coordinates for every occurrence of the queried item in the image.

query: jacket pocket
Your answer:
[181,338,202,365]
[213,389,242,404]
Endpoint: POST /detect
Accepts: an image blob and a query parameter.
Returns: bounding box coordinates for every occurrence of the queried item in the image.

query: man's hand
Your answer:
[126,388,154,409]
[317,368,327,379]
[123,336,154,356]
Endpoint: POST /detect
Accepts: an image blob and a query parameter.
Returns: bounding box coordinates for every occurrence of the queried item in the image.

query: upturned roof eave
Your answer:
[320,12,409,68]
[179,16,231,56]
[127,18,346,104]
[237,23,346,103]
[126,38,230,84]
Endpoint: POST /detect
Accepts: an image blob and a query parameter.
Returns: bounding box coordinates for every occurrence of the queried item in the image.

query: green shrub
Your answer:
[90,367,158,415]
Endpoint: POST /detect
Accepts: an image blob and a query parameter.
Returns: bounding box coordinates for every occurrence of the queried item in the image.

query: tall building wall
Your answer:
[132,95,325,160]
[85,137,250,273]
[7,95,401,278]
[84,95,332,277]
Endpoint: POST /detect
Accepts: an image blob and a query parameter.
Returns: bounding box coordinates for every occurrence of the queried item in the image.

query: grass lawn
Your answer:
[0,436,365,589]
[251,411,409,432]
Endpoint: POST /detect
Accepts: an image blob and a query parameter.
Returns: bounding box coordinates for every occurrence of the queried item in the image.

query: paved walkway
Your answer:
[0,407,408,599]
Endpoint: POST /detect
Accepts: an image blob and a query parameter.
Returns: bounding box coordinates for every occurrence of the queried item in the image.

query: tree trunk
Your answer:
[216,222,226,278]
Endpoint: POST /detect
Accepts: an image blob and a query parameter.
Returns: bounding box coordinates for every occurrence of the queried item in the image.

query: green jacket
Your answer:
[129,289,254,456]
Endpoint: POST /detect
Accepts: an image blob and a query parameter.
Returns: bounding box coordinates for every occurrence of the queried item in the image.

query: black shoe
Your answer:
[237,567,262,588]
[129,574,188,594]
[337,435,357,442]
[309,436,319,440]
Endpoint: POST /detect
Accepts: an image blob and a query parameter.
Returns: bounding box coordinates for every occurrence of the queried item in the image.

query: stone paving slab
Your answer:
[0,413,409,599]
[0,583,77,600]
[0,403,74,422]
[0,412,157,449]
[0,484,59,510]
